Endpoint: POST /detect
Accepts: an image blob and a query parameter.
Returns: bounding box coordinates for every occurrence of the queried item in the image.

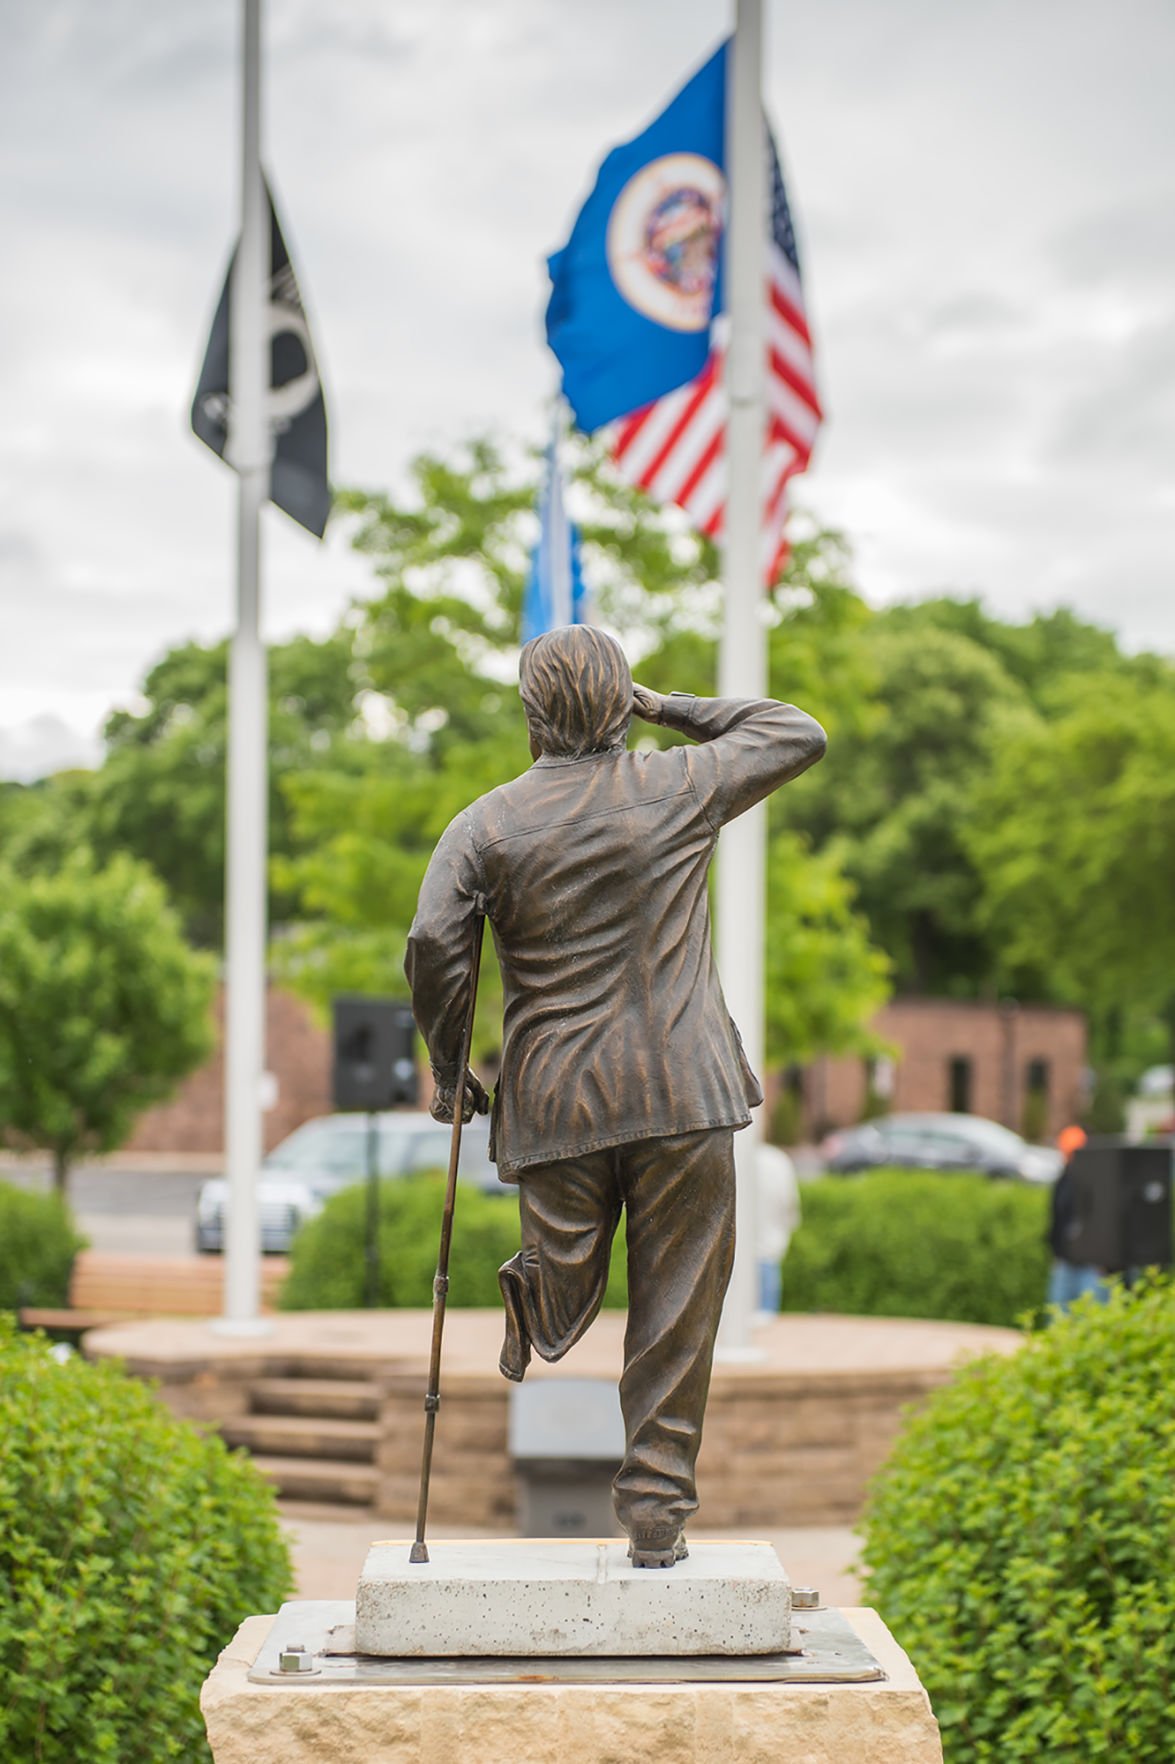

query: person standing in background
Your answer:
[755,1142,801,1320]
[1047,1124,1111,1311]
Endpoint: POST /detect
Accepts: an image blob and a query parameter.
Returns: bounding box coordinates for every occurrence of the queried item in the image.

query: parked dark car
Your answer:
[195,1110,502,1254]
[820,1112,1062,1184]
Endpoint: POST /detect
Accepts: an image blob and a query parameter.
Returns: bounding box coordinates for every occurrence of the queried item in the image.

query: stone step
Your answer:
[249,1377,381,1421]
[221,1414,379,1463]
[248,1454,379,1506]
[277,1354,410,1382]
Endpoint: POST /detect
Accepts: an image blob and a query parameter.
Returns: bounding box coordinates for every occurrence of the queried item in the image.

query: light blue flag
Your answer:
[545,42,727,434]
[522,424,588,644]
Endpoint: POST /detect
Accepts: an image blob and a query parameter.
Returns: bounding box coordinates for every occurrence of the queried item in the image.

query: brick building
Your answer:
[787,997,1087,1144]
[126,986,333,1157]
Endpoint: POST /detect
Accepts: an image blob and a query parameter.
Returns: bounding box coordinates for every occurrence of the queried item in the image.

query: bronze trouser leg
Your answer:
[501,1129,735,1538]
[500,1151,622,1370]
[612,1128,735,1538]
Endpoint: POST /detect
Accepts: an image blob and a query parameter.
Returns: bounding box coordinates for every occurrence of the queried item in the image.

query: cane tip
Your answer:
[409,1541,430,1564]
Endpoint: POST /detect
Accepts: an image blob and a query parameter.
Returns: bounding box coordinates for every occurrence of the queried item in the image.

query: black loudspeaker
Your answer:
[1065,1141,1173,1272]
[331,997,418,1112]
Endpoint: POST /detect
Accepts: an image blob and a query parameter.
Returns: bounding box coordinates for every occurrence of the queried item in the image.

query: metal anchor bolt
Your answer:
[278,1642,316,1674]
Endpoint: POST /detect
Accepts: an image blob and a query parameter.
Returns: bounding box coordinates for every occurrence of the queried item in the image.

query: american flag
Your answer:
[608,136,821,581]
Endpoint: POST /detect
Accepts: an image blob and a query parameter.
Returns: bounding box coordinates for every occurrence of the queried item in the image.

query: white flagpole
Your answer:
[716,0,767,1357]
[220,0,270,1330]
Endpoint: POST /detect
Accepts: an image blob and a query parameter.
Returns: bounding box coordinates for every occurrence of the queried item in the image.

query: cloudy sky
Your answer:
[1,0,1172,779]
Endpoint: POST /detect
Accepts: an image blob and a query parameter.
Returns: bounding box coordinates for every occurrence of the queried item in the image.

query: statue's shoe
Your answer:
[627,1528,688,1569]
[497,1262,531,1382]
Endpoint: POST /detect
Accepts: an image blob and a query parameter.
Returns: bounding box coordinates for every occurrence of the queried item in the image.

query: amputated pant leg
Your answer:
[612,1128,735,1538]
[499,1150,622,1370]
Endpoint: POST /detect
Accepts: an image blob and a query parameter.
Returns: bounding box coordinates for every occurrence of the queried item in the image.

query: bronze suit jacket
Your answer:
[404,694,826,1178]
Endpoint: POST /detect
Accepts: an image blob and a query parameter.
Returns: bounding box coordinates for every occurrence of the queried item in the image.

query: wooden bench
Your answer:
[16,1307,126,1341]
[19,1251,288,1335]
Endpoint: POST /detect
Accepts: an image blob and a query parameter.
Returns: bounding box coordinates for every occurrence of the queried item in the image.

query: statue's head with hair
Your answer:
[519,626,633,760]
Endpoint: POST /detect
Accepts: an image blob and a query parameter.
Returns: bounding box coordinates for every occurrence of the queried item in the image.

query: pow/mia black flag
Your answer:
[191,178,330,538]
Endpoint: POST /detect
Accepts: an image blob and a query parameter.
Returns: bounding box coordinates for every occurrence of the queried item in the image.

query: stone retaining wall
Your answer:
[375,1362,952,1530]
[85,1310,1020,1532]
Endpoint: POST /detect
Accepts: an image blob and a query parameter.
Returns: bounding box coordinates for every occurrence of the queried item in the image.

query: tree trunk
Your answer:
[52,1146,70,1198]
[910,912,934,995]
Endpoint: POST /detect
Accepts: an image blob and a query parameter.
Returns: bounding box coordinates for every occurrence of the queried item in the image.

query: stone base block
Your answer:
[356,1539,790,1657]
[203,1607,942,1764]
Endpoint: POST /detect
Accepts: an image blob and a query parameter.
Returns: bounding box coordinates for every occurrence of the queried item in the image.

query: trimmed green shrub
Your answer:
[281,1173,629,1310]
[0,1318,292,1762]
[860,1281,1175,1762]
[781,1171,1050,1328]
[0,1181,86,1309]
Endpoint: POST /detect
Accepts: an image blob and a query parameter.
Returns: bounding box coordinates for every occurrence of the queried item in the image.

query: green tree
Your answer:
[789,623,1028,992]
[968,676,1175,1071]
[337,437,875,749]
[0,772,98,876]
[0,853,217,1193]
[86,631,361,945]
[879,597,1142,710]
[765,829,890,1063]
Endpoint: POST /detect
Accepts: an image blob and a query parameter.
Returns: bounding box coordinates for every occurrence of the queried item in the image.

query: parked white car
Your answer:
[820,1112,1063,1184]
[194,1110,501,1254]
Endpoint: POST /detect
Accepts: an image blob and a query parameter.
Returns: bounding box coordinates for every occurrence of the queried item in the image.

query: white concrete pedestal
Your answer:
[202,1606,944,1763]
[356,1539,791,1657]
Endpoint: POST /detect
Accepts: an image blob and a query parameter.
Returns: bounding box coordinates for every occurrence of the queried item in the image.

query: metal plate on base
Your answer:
[247,1600,885,1686]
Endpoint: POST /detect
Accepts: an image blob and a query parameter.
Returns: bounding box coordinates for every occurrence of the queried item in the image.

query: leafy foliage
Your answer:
[0,773,96,877]
[0,1183,85,1309]
[0,1317,292,1763]
[765,831,890,1061]
[788,623,1028,993]
[0,853,217,1191]
[878,597,1147,711]
[968,678,1175,1069]
[781,1171,1051,1328]
[93,633,361,946]
[860,1282,1175,1762]
[280,1172,629,1311]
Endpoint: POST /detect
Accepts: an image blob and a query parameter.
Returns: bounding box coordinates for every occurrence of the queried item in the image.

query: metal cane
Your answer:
[409,910,486,1565]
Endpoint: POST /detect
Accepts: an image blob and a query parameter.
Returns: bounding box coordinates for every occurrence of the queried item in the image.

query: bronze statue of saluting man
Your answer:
[406,625,825,1567]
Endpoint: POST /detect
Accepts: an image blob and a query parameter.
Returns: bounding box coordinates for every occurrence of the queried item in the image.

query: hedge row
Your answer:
[0,1317,292,1762]
[0,1180,85,1310]
[280,1174,629,1311]
[282,1166,1056,1328]
[781,1170,1052,1329]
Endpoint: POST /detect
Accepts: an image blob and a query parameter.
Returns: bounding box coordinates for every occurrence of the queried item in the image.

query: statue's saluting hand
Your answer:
[631,684,664,724]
